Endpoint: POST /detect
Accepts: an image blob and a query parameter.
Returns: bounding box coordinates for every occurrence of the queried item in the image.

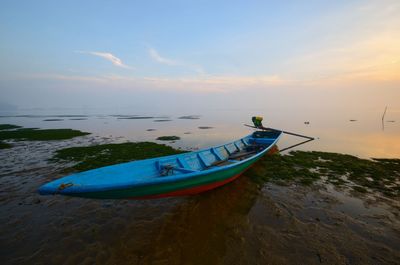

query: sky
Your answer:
[0,0,399,113]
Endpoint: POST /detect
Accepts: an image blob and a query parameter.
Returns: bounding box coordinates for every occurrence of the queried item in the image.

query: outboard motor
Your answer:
[252,116,263,128]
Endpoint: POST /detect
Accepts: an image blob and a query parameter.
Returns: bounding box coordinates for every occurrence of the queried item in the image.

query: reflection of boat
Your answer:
[38,130,282,199]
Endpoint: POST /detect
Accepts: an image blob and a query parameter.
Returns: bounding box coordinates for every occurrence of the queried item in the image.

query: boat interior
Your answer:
[156,130,280,176]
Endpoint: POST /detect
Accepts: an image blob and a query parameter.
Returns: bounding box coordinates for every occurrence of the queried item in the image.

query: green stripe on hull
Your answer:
[73,155,261,199]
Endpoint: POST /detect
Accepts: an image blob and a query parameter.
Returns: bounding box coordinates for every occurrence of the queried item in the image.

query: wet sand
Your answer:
[1,136,399,265]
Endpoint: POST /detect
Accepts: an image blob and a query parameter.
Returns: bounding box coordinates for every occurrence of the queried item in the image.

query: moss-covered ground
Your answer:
[248,151,400,197]
[43,119,64,121]
[52,142,185,172]
[0,124,22,130]
[157,136,180,141]
[0,141,12,149]
[0,125,90,141]
[178,115,200,119]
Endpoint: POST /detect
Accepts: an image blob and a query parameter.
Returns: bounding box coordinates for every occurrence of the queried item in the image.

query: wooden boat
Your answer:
[38,130,282,199]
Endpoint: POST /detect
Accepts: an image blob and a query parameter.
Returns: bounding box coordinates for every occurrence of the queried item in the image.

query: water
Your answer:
[1,109,399,264]
[1,107,399,157]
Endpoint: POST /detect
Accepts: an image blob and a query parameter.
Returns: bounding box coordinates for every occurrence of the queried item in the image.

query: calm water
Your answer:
[1,107,399,158]
[1,108,399,265]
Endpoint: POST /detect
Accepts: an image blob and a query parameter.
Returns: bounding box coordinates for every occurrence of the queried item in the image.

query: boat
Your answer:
[38,130,282,199]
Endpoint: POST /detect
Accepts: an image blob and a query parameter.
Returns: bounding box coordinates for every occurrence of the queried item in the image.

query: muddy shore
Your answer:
[0,133,399,265]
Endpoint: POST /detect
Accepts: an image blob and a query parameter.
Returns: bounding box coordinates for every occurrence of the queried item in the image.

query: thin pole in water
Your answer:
[244,124,315,152]
[382,106,387,131]
[244,124,314,140]
[279,138,314,152]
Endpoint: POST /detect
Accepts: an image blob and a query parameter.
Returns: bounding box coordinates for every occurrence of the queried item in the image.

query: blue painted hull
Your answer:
[38,130,282,199]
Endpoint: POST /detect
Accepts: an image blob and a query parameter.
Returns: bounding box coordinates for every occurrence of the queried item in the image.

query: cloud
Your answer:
[148,48,178,66]
[76,51,133,69]
[148,47,205,74]
[28,73,107,82]
[28,73,288,93]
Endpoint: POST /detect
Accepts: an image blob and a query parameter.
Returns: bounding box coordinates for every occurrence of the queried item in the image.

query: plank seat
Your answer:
[211,148,225,160]
[197,152,212,167]
[177,157,192,169]
[234,142,241,151]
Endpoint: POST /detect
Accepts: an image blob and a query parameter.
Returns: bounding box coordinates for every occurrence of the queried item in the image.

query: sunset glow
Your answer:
[0,0,399,112]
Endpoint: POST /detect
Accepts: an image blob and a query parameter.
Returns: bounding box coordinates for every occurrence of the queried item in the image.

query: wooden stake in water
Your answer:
[382,106,387,131]
[244,124,315,152]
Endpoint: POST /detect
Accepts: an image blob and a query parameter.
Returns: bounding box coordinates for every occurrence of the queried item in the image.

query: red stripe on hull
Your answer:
[132,172,243,199]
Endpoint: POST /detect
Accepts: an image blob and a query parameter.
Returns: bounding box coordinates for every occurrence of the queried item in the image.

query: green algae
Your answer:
[0,124,22,130]
[154,119,172,122]
[53,142,185,172]
[179,115,200,120]
[43,119,64,121]
[0,141,12,149]
[248,151,400,197]
[0,128,90,141]
[117,116,154,119]
[157,136,180,141]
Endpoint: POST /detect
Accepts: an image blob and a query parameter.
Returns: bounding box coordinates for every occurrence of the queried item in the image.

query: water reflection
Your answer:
[143,176,259,265]
[0,109,399,158]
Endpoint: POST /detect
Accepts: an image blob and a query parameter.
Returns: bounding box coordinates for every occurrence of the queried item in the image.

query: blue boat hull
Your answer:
[38,130,282,199]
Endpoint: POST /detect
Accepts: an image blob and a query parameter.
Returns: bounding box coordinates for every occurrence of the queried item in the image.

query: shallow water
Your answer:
[1,109,399,264]
[1,108,399,157]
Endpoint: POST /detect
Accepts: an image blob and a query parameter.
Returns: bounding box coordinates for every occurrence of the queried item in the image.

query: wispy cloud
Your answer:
[28,73,107,83]
[148,47,205,74]
[148,48,178,66]
[76,51,133,69]
[28,73,288,92]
